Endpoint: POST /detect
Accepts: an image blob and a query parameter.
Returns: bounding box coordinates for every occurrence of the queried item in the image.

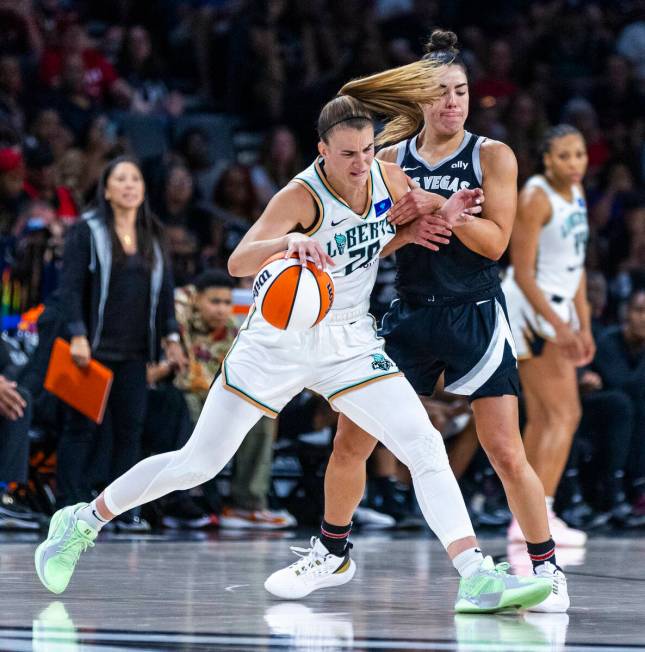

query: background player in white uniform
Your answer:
[502,124,593,547]
[34,72,551,614]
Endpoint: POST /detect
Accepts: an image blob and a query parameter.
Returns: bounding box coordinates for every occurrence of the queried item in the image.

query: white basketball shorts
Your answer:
[221,300,401,417]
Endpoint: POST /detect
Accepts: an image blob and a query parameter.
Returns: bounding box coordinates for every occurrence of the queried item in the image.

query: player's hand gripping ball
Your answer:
[252,253,334,331]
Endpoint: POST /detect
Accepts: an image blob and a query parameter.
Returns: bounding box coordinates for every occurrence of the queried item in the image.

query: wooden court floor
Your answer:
[2,531,644,651]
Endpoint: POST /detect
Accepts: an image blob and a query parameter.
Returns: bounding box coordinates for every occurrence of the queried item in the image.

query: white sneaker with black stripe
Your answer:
[264,537,356,599]
[529,562,570,613]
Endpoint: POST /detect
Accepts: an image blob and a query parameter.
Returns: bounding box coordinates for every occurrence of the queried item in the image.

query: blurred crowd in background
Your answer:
[0,0,643,536]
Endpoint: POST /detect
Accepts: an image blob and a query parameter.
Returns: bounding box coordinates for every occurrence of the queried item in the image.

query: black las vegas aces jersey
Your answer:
[392,131,500,303]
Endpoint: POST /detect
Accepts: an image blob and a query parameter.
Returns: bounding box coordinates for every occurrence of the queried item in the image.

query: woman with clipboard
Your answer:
[55,156,186,530]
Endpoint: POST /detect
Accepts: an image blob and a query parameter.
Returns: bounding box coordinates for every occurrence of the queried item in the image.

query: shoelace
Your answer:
[288,537,325,573]
[59,531,95,569]
[491,562,511,575]
[460,561,513,599]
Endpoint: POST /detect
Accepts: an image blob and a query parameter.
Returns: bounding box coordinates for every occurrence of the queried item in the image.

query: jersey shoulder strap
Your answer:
[525,174,557,206]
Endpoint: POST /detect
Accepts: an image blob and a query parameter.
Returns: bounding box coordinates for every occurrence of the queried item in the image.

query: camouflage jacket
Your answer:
[173,284,237,398]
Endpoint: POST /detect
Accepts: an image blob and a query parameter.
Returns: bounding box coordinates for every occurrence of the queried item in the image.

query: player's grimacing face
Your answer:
[318,126,375,187]
[423,65,469,136]
[544,134,588,186]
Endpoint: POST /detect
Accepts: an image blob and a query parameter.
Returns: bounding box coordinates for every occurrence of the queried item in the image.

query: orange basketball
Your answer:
[252,252,334,331]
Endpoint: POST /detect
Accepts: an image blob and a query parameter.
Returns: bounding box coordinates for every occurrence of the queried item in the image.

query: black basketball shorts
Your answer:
[379,291,519,401]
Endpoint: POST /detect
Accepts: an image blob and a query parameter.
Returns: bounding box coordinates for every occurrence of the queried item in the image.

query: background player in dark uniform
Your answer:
[312,31,568,613]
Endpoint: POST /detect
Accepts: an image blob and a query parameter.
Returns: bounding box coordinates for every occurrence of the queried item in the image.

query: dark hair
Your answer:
[194,269,235,292]
[95,155,163,267]
[317,95,373,143]
[423,29,466,71]
[540,124,584,155]
[212,163,259,218]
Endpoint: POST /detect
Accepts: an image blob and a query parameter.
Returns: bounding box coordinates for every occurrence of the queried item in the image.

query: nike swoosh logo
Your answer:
[331,218,350,227]
[92,509,106,522]
[402,166,420,172]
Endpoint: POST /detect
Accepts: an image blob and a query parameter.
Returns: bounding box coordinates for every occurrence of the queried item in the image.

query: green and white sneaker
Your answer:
[35,503,97,594]
[455,557,552,614]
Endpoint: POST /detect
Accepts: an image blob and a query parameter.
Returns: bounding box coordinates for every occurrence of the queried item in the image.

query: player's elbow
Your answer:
[227,254,245,277]
[489,246,506,261]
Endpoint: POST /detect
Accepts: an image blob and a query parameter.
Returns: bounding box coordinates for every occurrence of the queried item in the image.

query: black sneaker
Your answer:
[0,511,40,530]
[0,491,42,523]
[162,494,212,530]
[114,512,152,533]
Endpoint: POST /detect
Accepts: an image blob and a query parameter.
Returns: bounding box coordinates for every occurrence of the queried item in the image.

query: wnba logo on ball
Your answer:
[252,269,272,299]
[253,253,335,331]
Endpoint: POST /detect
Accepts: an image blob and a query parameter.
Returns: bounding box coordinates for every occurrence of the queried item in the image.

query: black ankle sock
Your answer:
[526,538,559,571]
[320,520,351,556]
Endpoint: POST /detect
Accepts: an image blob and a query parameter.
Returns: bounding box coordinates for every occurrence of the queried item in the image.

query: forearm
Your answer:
[228,234,290,277]
[380,229,410,257]
[453,219,508,260]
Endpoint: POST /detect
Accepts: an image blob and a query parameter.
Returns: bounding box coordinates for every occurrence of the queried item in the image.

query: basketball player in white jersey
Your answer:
[34,72,551,613]
[502,124,592,547]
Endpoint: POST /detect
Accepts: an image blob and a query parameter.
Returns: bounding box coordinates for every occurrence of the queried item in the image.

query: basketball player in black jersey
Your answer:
[272,30,568,612]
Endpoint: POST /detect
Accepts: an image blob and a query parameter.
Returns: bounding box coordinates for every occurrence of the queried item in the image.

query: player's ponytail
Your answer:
[338,58,444,146]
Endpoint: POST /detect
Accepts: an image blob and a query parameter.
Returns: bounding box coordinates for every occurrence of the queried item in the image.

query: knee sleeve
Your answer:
[403,427,450,478]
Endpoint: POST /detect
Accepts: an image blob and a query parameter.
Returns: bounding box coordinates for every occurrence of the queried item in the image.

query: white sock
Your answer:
[452,547,484,578]
[76,500,110,531]
[545,496,555,512]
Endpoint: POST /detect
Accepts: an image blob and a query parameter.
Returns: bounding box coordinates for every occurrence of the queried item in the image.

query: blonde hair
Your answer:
[338,59,445,146]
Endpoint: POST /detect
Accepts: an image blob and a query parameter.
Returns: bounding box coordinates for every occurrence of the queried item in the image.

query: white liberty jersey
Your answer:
[292,158,397,314]
[525,174,588,299]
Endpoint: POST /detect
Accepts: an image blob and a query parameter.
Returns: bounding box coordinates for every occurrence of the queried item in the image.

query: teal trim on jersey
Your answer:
[222,366,280,416]
[314,164,375,220]
[296,177,325,236]
[221,307,280,416]
[326,370,402,401]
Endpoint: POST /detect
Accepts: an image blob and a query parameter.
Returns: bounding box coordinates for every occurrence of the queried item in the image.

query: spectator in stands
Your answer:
[48,52,98,145]
[39,21,133,107]
[171,269,295,528]
[76,114,124,199]
[610,194,645,308]
[594,290,645,517]
[0,335,37,530]
[22,141,79,223]
[212,164,260,262]
[175,127,227,204]
[118,25,184,117]
[55,155,186,531]
[0,55,25,134]
[165,224,201,288]
[251,126,301,208]
[0,0,43,59]
[473,39,518,111]
[154,163,214,248]
[0,143,24,236]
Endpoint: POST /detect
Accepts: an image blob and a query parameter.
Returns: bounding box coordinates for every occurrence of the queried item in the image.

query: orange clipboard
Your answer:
[44,338,114,424]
